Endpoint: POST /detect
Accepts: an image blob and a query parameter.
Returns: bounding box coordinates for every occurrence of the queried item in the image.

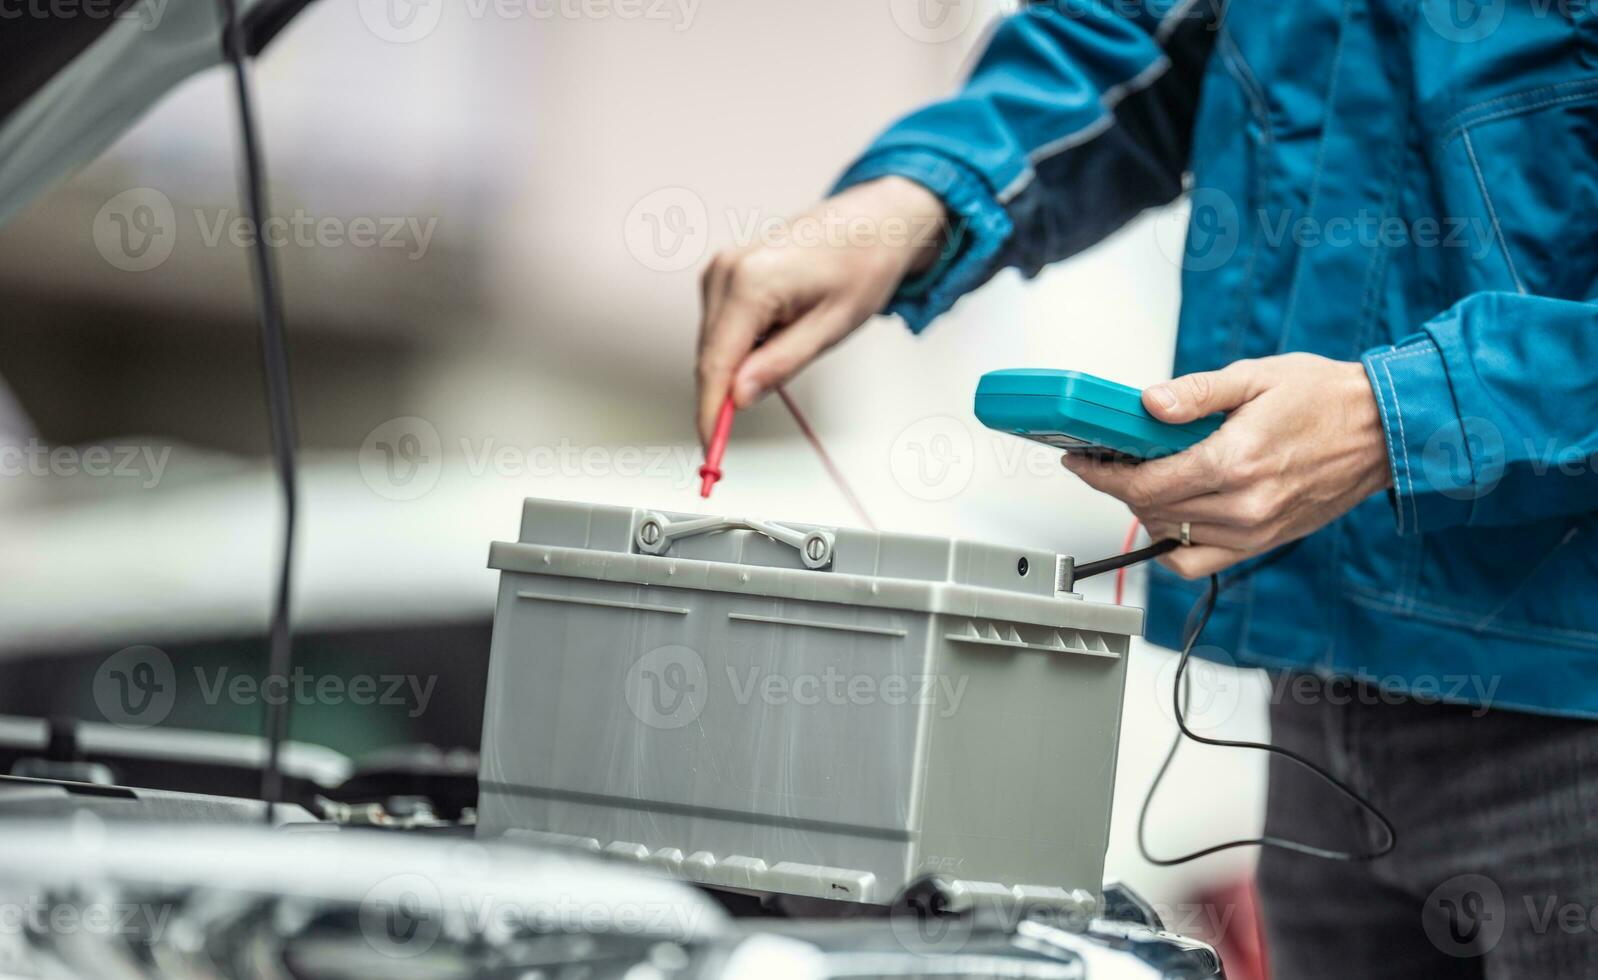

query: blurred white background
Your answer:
[0,0,1268,927]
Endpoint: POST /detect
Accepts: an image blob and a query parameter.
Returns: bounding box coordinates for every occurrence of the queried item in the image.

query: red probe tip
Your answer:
[699,396,736,499]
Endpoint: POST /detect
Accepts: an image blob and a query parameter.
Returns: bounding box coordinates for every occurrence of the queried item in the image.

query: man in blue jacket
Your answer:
[694,0,1598,974]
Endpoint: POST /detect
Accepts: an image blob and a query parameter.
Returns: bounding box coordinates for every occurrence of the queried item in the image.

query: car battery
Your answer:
[477,497,1142,909]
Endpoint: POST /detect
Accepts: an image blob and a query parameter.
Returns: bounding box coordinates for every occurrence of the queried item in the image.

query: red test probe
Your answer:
[699,395,735,497]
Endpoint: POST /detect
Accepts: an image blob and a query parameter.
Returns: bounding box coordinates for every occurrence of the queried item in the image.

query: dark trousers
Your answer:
[1258,673,1598,979]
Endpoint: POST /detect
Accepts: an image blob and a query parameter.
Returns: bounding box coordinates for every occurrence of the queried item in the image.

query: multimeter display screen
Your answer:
[1018,430,1145,463]
[1020,431,1094,449]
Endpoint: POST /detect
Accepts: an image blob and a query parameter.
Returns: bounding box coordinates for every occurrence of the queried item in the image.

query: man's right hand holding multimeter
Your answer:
[1050,354,1390,579]
[693,178,1392,580]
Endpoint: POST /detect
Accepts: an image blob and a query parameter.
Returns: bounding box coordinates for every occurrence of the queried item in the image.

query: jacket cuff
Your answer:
[1362,336,1475,535]
[831,148,1012,334]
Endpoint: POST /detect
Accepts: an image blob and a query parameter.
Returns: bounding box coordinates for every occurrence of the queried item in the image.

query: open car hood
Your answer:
[0,0,313,226]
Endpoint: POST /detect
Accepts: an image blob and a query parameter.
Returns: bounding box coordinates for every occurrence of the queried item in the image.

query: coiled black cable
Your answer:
[1079,538,1396,864]
[1129,543,1397,864]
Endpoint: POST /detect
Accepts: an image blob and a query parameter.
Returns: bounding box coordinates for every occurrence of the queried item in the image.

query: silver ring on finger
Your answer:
[1180,521,1193,547]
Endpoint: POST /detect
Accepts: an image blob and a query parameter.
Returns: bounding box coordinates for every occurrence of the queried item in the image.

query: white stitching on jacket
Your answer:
[1344,583,1598,650]
[1367,352,1405,536]
[1461,129,1528,296]
[1439,77,1598,143]
[1374,344,1445,534]
[1380,354,1417,530]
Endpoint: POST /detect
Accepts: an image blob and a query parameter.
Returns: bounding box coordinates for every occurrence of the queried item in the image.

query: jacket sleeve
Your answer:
[1362,292,1598,534]
[832,0,1220,333]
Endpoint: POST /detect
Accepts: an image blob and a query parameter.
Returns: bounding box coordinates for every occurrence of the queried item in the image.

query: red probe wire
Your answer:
[775,387,877,530]
[704,389,1127,580]
[1114,519,1141,605]
[703,387,1129,579]
[697,387,877,530]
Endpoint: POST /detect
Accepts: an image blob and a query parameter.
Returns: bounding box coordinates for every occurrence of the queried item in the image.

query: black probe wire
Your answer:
[1071,538,1180,583]
[1123,542,1397,865]
[212,0,302,822]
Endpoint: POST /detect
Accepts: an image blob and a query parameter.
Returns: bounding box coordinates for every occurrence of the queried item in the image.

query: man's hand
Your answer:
[1061,353,1393,578]
[695,177,946,447]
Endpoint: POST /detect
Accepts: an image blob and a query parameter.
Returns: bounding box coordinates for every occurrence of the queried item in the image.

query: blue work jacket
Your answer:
[836,0,1598,717]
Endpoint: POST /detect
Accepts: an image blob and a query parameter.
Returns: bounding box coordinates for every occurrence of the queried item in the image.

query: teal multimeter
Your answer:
[974,369,1223,462]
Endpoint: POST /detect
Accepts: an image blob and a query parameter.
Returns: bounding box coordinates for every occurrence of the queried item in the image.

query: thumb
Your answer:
[1143,362,1258,422]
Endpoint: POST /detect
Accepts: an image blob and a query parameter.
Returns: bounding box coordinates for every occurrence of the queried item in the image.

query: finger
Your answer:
[1061,443,1232,509]
[1143,360,1264,424]
[1156,544,1249,580]
[695,264,731,443]
[698,257,729,341]
[731,301,855,407]
[696,265,776,446]
[1129,488,1266,525]
[1140,518,1261,552]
